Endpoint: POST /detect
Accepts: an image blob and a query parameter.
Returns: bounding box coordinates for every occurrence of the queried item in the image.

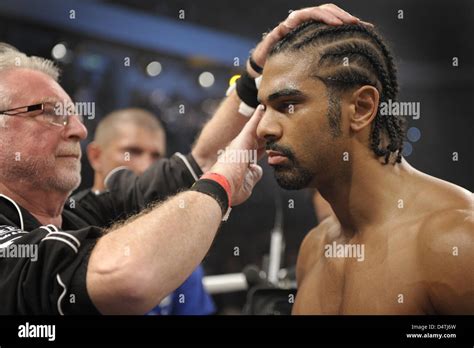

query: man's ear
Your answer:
[86,141,102,172]
[349,85,379,132]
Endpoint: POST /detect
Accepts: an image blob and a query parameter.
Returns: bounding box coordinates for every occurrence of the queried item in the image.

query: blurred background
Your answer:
[1,0,472,314]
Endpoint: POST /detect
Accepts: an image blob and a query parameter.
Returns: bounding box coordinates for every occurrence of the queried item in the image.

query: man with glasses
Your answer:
[0,42,261,314]
[0,100,84,127]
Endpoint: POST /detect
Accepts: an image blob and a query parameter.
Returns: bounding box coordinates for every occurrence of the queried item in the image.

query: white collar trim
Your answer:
[0,193,25,231]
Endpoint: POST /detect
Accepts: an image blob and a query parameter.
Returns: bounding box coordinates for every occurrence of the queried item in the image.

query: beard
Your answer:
[266,142,314,190]
[0,145,82,193]
[268,95,342,190]
[273,163,313,190]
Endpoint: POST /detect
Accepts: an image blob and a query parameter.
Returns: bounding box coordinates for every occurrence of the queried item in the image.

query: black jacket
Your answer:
[0,153,202,315]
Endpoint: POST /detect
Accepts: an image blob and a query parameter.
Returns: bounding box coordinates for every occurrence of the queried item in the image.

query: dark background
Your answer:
[1,0,472,313]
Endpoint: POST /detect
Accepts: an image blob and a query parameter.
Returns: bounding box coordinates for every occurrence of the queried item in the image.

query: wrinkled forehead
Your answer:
[0,68,72,107]
[259,52,327,102]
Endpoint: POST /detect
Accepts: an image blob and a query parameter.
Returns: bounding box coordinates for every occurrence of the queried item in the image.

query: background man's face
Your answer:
[98,123,165,176]
[0,68,87,193]
[257,52,349,190]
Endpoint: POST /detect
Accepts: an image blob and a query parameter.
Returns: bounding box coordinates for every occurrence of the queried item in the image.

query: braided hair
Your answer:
[270,21,405,164]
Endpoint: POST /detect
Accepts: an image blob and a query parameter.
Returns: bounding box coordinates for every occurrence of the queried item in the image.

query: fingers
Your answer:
[243,164,263,195]
[252,24,288,64]
[241,104,265,135]
[284,8,342,28]
[319,4,360,24]
[252,5,366,69]
[256,138,266,161]
[360,20,374,28]
[283,4,362,29]
[248,164,263,184]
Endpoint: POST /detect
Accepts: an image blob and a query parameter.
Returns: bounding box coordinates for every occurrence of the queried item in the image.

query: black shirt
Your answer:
[0,153,202,315]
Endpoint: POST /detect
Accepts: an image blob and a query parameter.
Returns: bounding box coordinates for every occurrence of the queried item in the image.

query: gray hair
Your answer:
[0,43,61,112]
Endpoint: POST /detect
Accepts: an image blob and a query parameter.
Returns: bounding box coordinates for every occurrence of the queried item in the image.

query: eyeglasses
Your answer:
[0,102,84,127]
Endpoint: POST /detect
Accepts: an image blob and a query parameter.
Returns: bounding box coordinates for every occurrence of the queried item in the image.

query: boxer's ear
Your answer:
[348,85,379,132]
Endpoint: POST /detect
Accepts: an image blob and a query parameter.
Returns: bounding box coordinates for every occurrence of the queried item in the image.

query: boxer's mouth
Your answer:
[267,150,289,165]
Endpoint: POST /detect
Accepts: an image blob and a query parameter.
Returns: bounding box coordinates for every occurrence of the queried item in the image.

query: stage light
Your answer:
[51,43,67,60]
[146,61,162,77]
[199,71,215,88]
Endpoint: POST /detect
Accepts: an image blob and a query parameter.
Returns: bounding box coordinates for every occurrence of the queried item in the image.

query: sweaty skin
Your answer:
[257,52,474,315]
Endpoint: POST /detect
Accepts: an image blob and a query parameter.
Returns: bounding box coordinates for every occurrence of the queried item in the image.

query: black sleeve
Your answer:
[0,225,102,315]
[71,152,202,227]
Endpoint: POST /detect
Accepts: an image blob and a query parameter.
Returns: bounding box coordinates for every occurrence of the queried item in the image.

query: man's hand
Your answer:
[192,4,367,173]
[210,105,265,205]
[247,4,372,77]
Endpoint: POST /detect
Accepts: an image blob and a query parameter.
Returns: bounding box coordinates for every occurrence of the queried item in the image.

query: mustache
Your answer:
[265,141,295,161]
[56,144,81,157]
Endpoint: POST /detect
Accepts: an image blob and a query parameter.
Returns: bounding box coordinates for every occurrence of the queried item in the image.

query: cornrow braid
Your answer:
[270,21,405,164]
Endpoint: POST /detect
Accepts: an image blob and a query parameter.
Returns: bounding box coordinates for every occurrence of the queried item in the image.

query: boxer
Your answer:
[256,20,473,314]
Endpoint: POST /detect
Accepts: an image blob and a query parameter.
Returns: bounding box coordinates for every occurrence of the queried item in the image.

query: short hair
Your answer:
[94,108,165,147]
[0,43,61,111]
[270,21,405,164]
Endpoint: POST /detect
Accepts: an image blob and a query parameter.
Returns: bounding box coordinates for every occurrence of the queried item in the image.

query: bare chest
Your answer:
[293,228,431,314]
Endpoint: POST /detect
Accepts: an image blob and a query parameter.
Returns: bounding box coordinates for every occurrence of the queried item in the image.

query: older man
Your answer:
[0,5,362,314]
[0,42,263,314]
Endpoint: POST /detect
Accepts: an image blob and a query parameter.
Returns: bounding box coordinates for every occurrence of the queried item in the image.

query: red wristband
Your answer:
[200,172,232,207]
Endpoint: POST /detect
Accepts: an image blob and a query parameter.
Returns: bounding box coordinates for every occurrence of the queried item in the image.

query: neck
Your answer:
[92,172,105,193]
[316,149,413,235]
[0,181,68,227]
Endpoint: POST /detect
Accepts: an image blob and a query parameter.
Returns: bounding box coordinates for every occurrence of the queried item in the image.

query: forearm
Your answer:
[87,191,221,314]
[192,88,249,172]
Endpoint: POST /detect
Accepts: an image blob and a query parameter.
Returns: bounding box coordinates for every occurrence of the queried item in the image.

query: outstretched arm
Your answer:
[87,107,265,314]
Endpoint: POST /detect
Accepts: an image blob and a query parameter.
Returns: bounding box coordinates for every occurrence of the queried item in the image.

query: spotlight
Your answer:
[51,43,67,60]
[199,72,215,88]
[146,61,162,77]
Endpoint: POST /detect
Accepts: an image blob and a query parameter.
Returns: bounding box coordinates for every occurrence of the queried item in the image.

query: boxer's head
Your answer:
[87,108,165,191]
[0,43,87,194]
[258,22,404,190]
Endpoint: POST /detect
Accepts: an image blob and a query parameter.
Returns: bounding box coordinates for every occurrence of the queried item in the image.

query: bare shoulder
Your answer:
[417,205,473,262]
[416,174,473,258]
[416,173,472,247]
[414,169,472,211]
[416,187,474,313]
[296,215,340,284]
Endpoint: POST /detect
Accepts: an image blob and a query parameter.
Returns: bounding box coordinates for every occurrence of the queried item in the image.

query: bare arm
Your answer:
[192,4,363,172]
[192,91,248,172]
[86,107,265,314]
[87,191,221,314]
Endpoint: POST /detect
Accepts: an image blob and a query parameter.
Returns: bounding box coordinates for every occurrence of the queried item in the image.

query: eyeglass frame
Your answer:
[0,102,84,127]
